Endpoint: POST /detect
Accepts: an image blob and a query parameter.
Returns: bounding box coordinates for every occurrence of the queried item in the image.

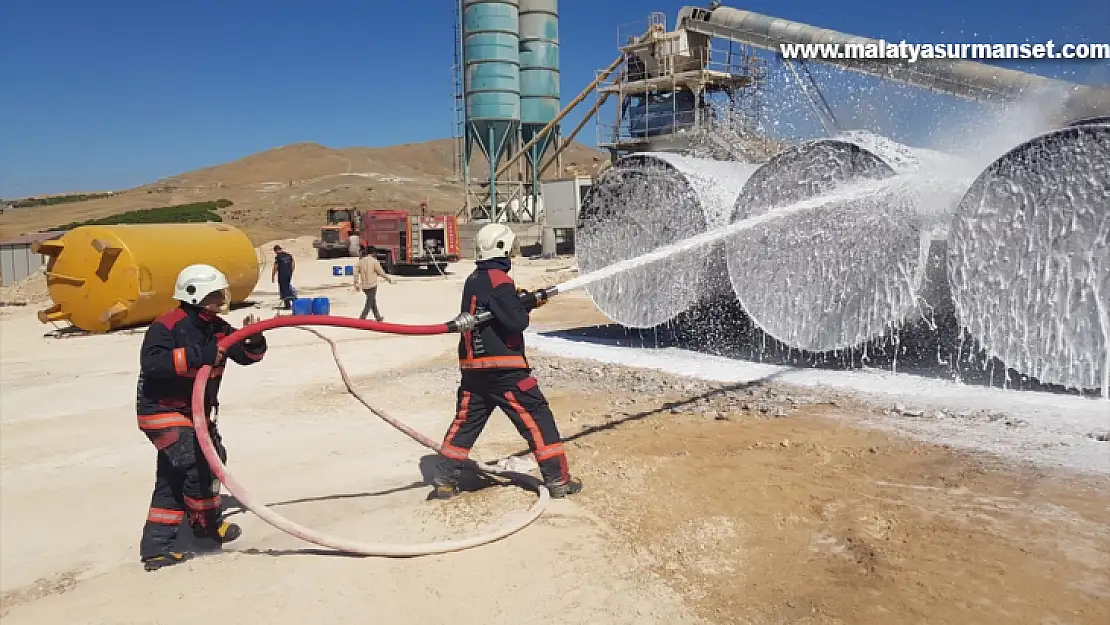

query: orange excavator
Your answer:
[312,207,361,259]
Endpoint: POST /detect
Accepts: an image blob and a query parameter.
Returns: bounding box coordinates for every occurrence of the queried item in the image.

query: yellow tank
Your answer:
[34,223,261,333]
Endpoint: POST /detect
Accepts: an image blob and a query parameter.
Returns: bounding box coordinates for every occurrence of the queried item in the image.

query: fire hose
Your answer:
[190,287,560,557]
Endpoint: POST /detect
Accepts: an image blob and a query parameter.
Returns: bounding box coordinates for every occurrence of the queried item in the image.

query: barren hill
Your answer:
[0,139,607,243]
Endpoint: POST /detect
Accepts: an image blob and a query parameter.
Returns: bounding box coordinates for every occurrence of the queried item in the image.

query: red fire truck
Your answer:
[359,205,461,273]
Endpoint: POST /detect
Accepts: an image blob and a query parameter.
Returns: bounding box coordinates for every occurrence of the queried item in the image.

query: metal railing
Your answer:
[593,35,767,149]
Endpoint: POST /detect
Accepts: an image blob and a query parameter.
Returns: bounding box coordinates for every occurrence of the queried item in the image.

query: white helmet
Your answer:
[475,223,517,261]
[174,264,230,306]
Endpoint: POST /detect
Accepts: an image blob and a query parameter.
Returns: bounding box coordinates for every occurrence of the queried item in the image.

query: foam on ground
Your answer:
[528,331,1110,476]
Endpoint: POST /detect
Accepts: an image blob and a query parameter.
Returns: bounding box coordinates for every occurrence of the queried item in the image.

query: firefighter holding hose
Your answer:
[135,264,268,571]
[433,224,583,500]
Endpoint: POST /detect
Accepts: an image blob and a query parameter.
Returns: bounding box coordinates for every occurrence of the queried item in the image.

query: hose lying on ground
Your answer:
[191,314,550,557]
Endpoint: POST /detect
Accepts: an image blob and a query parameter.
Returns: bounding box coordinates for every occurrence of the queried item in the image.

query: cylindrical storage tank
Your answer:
[1067,116,1110,128]
[576,152,759,328]
[724,139,932,352]
[518,0,560,171]
[947,123,1110,395]
[832,130,959,176]
[463,0,521,170]
[34,223,260,333]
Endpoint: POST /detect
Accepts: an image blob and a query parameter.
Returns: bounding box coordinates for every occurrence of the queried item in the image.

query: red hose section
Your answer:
[217,314,450,339]
[190,313,549,556]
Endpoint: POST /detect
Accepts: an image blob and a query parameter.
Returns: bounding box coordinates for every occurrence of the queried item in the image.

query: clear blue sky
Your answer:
[2,0,1106,198]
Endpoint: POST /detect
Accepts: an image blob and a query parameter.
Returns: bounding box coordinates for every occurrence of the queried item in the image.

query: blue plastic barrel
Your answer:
[344,265,354,276]
[311,297,331,316]
[292,298,313,316]
[331,265,342,276]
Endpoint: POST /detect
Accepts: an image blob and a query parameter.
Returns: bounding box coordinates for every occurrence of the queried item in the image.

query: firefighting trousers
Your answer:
[138,422,228,558]
[439,369,570,485]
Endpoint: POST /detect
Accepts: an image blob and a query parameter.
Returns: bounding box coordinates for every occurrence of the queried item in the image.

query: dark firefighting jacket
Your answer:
[458,258,533,371]
[136,305,267,431]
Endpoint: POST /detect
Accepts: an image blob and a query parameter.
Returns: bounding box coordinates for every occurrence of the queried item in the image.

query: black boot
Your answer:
[191,510,242,544]
[192,519,242,544]
[546,477,583,499]
[429,456,466,500]
[428,476,461,500]
[142,551,194,571]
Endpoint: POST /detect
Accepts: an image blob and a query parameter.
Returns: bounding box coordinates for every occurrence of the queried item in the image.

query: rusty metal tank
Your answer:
[34,223,261,333]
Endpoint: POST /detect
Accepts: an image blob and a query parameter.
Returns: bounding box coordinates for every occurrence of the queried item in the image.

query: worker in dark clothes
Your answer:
[432,224,582,500]
[136,264,268,571]
[271,245,296,308]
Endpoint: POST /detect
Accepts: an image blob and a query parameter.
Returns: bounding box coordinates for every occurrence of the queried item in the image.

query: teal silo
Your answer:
[519,0,559,194]
[462,0,521,212]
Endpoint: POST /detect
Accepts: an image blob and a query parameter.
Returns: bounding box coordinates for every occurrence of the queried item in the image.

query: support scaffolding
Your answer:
[594,11,767,161]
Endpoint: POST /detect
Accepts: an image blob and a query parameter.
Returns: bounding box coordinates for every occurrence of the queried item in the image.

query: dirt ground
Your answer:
[1,248,1107,624]
[560,395,1110,624]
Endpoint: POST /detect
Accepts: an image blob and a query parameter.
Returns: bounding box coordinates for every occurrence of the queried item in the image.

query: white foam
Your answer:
[574,154,758,328]
[528,331,1110,476]
[564,174,921,293]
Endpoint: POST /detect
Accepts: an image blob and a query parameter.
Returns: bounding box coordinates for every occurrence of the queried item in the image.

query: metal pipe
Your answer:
[723,136,966,353]
[946,123,1110,395]
[537,88,616,178]
[495,55,624,178]
[677,6,1110,122]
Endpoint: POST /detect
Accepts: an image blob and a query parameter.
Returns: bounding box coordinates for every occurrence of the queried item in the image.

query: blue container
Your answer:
[292,298,313,316]
[332,265,342,276]
[344,265,354,276]
[311,297,331,316]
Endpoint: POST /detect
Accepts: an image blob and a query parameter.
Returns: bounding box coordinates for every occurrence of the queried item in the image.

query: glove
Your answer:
[516,288,548,310]
[197,337,223,366]
[241,314,264,345]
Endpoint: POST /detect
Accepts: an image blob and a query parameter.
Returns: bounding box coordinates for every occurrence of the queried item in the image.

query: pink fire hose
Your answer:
[190,313,550,557]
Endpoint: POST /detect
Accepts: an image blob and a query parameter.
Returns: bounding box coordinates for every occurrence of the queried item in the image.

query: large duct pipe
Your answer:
[1069,116,1110,128]
[723,135,965,352]
[677,6,1110,123]
[946,123,1110,396]
[576,153,759,328]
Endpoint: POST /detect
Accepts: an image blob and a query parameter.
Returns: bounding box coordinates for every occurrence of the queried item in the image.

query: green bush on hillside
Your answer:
[47,199,233,231]
[8,192,118,208]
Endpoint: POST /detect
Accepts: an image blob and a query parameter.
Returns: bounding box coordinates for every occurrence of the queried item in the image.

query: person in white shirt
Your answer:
[353,246,394,321]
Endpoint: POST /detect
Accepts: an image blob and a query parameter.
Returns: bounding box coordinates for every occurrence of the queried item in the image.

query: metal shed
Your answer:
[0,232,66,287]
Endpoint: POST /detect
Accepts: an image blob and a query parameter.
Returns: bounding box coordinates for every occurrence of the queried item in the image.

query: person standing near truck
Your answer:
[354,245,394,321]
[271,245,296,308]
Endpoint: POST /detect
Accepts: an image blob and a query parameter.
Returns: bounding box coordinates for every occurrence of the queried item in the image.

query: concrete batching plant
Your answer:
[454,0,562,224]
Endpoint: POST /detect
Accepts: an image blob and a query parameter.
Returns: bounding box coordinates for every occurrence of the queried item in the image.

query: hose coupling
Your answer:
[448,312,480,333]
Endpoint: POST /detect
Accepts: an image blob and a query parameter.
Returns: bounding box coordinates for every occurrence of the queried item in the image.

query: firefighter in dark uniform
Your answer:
[136,264,268,571]
[432,224,583,500]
